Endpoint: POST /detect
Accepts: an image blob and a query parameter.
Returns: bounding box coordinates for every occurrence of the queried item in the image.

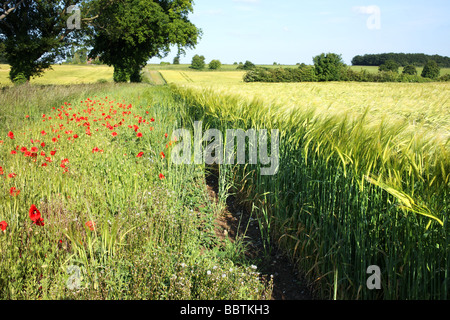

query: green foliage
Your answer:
[190,55,206,70]
[12,73,28,85]
[243,65,317,83]
[173,56,180,65]
[237,61,256,70]
[352,53,450,68]
[313,53,345,81]
[421,60,440,79]
[85,0,201,82]
[0,1,82,82]
[208,59,222,70]
[379,60,400,73]
[438,74,450,82]
[113,67,129,83]
[402,65,417,75]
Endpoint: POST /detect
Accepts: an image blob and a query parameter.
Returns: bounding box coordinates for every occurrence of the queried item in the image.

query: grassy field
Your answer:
[167,70,450,299]
[0,83,273,299]
[1,63,449,300]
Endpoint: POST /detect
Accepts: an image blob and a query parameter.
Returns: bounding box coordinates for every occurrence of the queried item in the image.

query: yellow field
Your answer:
[160,70,450,141]
[0,64,114,85]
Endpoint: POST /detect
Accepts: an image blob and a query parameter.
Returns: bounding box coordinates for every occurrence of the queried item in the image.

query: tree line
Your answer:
[244,53,450,83]
[351,53,450,68]
[0,0,201,83]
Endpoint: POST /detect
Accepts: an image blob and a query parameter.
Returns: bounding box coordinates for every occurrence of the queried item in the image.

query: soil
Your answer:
[205,167,316,300]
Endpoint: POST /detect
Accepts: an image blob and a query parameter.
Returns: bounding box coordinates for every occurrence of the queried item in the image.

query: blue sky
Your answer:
[149,0,450,65]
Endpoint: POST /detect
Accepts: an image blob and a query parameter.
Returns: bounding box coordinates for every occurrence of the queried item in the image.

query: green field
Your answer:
[1,63,449,300]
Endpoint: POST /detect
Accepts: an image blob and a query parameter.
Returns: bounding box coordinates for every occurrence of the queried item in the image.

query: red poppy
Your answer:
[41,130,47,136]
[52,137,58,143]
[41,142,45,147]
[9,187,20,197]
[50,150,56,156]
[150,118,155,122]
[137,152,144,158]
[29,204,45,226]
[41,163,48,167]
[160,152,165,159]
[11,150,17,155]
[8,173,16,178]
[7,131,14,139]
[30,146,38,153]
[136,132,143,138]
[92,147,100,153]
[165,133,168,138]
[0,221,7,232]
[159,173,165,180]
[85,221,96,231]
[112,132,118,137]
[73,134,79,139]
[0,167,3,175]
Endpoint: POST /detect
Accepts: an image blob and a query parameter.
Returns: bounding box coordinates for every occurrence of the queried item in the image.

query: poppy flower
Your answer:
[50,150,56,156]
[0,167,3,175]
[30,147,38,153]
[85,221,96,231]
[41,130,47,136]
[52,137,58,143]
[150,118,155,122]
[160,152,165,159]
[29,204,45,226]
[11,150,17,155]
[9,187,20,197]
[41,142,45,148]
[92,147,100,153]
[136,132,143,138]
[112,132,118,137]
[137,152,144,158]
[8,173,16,178]
[7,131,14,139]
[73,134,79,139]
[0,221,7,232]
[165,133,168,138]
[159,173,165,180]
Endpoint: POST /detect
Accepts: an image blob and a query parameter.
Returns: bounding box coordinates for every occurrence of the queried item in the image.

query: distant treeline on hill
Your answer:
[352,53,450,68]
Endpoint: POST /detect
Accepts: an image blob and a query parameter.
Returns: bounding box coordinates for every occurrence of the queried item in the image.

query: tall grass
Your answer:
[170,84,449,300]
[0,83,273,299]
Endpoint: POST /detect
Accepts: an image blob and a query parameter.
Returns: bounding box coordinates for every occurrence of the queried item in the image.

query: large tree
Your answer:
[85,0,201,82]
[0,0,82,82]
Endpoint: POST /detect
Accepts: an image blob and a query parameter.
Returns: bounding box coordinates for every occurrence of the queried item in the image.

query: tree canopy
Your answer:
[0,0,82,82]
[0,0,201,83]
[84,0,201,82]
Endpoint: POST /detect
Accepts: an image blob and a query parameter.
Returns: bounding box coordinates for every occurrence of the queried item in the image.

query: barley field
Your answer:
[167,70,450,299]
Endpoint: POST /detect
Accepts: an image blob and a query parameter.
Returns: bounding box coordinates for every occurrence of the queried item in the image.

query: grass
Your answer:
[0,83,273,299]
[170,80,449,300]
[1,62,449,300]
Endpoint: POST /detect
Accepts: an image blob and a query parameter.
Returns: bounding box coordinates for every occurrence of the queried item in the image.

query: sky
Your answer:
[149,0,450,65]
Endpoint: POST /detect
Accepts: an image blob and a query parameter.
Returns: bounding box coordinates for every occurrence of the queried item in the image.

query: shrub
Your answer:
[379,60,400,73]
[173,56,180,65]
[12,72,28,85]
[438,74,450,82]
[209,60,222,70]
[402,65,417,76]
[190,55,206,70]
[421,60,440,79]
[237,61,255,70]
[313,53,345,81]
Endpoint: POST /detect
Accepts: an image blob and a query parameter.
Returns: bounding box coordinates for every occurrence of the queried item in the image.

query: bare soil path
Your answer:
[205,168,316,300]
